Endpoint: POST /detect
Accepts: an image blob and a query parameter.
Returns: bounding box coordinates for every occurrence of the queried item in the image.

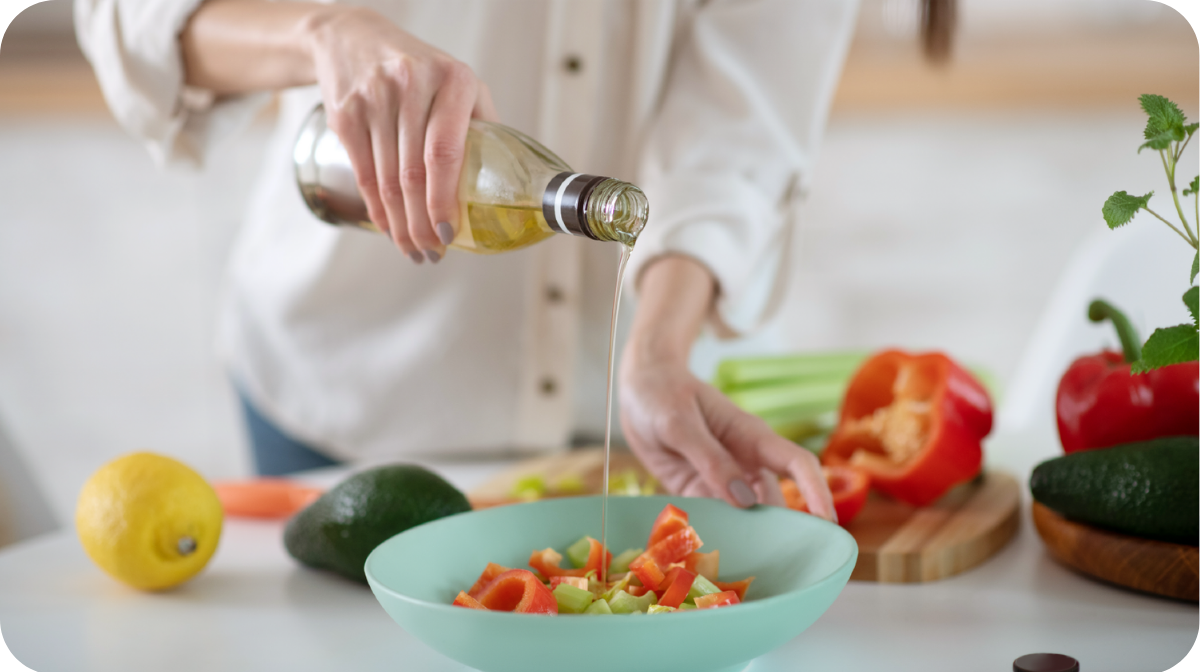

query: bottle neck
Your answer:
[541,172,648,246]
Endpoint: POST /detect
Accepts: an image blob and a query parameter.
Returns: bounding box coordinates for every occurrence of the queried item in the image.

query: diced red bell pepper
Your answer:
[452,591,487,610]
[626,583,652,597]
[658,568,697,608]
[1056,300,1199,454]
[529,548,588,578]
[549,576,588,591]
[582,537,613,576]
[694,590,740,610]
[467,562,512,598]
[629,555,666,591]
[822,349,992,507]
[781,465,870,527]
[683,550,719,580]
[648,504,689,547]
[639,526,703,567]
[473,569,558,614]
[713,577,755,602]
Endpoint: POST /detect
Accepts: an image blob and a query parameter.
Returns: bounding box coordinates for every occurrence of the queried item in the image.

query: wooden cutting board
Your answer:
[468,448,1020,583]
[1032,501,1199,601]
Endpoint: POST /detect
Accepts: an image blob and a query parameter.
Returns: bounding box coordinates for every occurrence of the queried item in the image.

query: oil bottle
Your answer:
[293,104,647,253]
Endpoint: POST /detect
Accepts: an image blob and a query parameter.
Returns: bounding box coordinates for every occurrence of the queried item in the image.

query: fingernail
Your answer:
[409,250,424,264]
[426,250,441,263]
[435,221,455,245]
[729,479,756,508]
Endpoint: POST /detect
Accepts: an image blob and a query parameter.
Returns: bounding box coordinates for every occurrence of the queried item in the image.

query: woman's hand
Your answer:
[619,256,836,520]
[182,1,498,263]
[306,7,497,262]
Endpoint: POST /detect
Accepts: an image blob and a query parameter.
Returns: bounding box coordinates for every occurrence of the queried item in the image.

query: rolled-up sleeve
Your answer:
[628,0,858,335]
[74,0,271,167]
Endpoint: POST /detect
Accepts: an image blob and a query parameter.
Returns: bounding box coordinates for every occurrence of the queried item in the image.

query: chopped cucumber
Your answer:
[647,604,677,614]
[686,575,721,602]
[609,548,643,574]
[553,584,594,614]
[566,537,592,569]
[608,590,657,614]
[584,597,613,615]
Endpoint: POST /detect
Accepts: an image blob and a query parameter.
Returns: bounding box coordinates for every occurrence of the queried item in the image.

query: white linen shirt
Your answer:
[74,0,858,461]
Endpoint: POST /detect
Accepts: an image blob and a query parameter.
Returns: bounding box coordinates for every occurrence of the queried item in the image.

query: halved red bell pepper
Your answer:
[694,590,740,610]
[473,569,558,614]
[780,465,870,526]
[1056,300,1199,454]
[821,349,992,507]
[648,504,689,547]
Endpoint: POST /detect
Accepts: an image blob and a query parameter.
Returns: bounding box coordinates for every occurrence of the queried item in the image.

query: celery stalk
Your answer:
[713,351,867,392]
[566,537,591,569]
[609,548,643,575]
[724,378,848,418]
[584,598,613,615]
[553,584,594,614]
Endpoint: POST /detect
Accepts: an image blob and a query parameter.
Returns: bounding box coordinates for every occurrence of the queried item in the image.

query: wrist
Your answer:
[625,255,716,369]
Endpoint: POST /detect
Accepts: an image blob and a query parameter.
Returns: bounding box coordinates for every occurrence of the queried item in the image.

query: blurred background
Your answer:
[0,0,1196,531]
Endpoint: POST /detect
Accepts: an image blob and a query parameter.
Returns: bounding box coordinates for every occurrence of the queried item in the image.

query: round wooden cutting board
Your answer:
[1031,501,1199,602]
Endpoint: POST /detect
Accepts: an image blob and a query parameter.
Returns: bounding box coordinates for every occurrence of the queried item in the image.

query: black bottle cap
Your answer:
[542,172,606,240]
[1014,653,1080,672]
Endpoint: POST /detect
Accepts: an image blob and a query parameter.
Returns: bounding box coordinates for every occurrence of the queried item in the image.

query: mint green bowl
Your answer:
[365,495,857,672]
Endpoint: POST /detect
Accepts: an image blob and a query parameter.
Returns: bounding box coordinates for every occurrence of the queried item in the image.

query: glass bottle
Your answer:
[293,104,647,253]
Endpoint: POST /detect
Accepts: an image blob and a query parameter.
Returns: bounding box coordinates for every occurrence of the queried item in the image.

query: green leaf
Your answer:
[1187,122,1200,139]
[1102,191,1153,229]
[1184,176,1200,197]
[1192,252,1199,284]
[1139,94,1187,152]
[1132,324,1199,372]
[1186,285,1199,328]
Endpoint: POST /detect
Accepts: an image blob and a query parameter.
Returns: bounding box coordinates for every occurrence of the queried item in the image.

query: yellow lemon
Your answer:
[76,452,223,590]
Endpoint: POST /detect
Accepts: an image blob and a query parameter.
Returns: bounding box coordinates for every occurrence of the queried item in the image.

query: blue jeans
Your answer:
[238,393,341,476]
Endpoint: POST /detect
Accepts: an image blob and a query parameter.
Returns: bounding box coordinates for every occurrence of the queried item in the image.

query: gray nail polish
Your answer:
[435,221,455,245]
[409,250,424,264]
[426,250,441,263]
[729,479,756,508]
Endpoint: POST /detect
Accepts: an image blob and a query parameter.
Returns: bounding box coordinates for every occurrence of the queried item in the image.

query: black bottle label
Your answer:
[542,172,607,240]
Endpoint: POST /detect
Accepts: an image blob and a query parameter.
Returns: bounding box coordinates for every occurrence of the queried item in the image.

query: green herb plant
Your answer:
[1101,94,1200,372]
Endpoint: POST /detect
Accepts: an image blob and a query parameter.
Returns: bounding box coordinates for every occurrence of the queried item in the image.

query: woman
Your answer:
[74,0,867,518]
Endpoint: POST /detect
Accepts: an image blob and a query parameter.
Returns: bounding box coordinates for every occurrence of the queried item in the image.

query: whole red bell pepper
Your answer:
[821,349,992,507]
[1056,300,1199,454]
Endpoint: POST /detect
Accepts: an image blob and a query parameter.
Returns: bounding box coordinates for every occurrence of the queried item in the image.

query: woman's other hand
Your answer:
[619,257,836,521]
[182,1,498,262]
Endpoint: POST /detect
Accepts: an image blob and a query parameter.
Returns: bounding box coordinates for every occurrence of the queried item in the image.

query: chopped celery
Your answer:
[686,575,721,602]
[553,584,594,614]
[600,573,633,602]
[555,474,585,493]
[641,475,659,495]
[608,470,643,496]
[584,598,613,615]
[566,537,591,569]
[608,590,657,614]
[609,548,643,575]
[511,474,546,501]
[647,605,677,614]
[678,602,696,611]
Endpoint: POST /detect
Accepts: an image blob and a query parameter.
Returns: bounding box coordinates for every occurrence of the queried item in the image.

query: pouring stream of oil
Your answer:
[599,244,631,585]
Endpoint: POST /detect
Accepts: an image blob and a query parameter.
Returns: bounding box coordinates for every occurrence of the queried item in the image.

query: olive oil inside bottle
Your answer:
[459,203,556,254]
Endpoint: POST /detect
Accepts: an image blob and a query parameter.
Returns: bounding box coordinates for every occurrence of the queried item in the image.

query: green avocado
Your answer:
[284,464,472,583]
[1029,435,1198,544]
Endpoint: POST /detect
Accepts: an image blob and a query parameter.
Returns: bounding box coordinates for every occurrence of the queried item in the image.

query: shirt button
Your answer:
[540,377,558,396]
[545,285,565,303]
[562,54,583,74]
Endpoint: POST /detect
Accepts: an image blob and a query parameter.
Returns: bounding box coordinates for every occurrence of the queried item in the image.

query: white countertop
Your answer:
[1,456,1196,672]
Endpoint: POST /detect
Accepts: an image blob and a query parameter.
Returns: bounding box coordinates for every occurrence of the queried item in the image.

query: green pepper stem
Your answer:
[1087,299,1142,363]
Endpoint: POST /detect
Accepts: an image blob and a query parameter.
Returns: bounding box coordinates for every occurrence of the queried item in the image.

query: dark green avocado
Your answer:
[1029,436,1198,544]
[284,464,472,583]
